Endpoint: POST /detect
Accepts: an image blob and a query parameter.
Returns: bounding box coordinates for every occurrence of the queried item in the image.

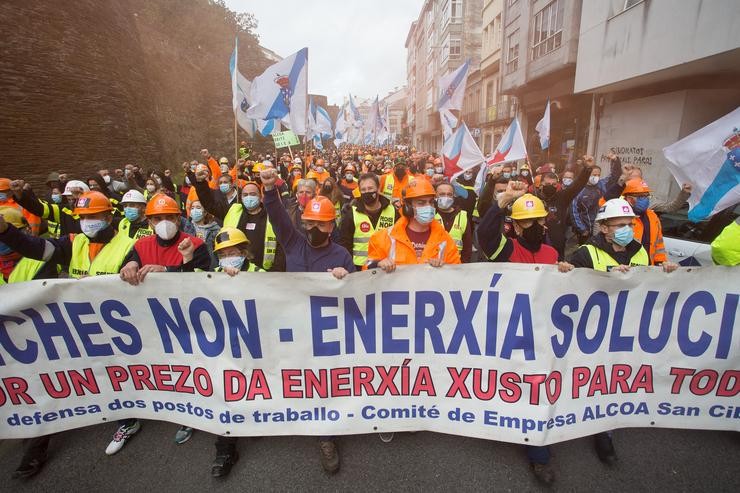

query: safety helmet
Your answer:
[510,194,547,220]
[344,164,356,173]
[46,172,61,184]
[145,193,180,216]
[316,158,325,166]
[121,189,147,204]
[294,157,302,164]
[219,157,229,164]
[622,178,651,195]
[74,191,113,215]
[195,164,210,174]
[306,170,320,180]
[364,154,373,161]
[595,198,636,222]
[402,179,436,200]
[213,227,249,252]
[0,206,26,227]
[252,162,264,172]
[62,180,90,196]
[301,196,336,222]
[0,178,10,191]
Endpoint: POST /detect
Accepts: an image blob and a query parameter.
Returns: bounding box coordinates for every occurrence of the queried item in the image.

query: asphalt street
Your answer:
[0,422,738,492]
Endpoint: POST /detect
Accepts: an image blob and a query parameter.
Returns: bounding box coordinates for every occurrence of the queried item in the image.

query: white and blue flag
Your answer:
[437,59,470,112]
[229,38,256,137]
[246,48,308,136]
[535,98,550,150]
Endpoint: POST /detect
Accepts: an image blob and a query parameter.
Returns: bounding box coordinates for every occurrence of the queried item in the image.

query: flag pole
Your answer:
[234,113,238,164]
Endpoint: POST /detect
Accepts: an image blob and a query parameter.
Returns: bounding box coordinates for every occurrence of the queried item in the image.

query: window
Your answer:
[485,81,494,108]
[506,29,519,73]
[440,0,450,29]
[494,14,502,49]
[507,0,518,6]
[451,0,462,23]
[441,34,450,62]
[450,38,462,59]
[532,0,564,59]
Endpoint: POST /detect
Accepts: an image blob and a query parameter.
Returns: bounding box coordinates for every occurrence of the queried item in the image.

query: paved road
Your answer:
[0,423,738,492]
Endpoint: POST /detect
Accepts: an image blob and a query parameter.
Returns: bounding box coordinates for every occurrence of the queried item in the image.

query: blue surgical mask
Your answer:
[219,183,231,194]
[124,207,140,222]
[632,196,650,214]
[502,172,511,179]
[219,256,245,270]
[0,241,12,255]
[414,205,435,224]
[242,195,260,210]
[51,193,62,204]
[190,207,204,222]
[79,218,108,238]
[0,193,7,202]
[425,168,434,177]
[612,225,634,246]
[562,178,573,187]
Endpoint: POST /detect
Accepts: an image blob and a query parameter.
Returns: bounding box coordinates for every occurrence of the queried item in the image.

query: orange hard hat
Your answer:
[301,196,336,222]
[145,193,180,216]
[316,158,326,166]
[402,179,436,200]
[622,178,651,195]
[0,178,11,191]
[344,164,357,172]
[74,191,113,215]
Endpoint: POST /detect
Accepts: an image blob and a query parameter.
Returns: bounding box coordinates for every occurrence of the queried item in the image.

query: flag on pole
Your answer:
[438,59,470,112]
[441,122,486,180]
[440,108,459,142]
[535,98,550,150]
[246,47,308,135]
[487,117,528,165]
[229,38,255,137]
[663,107,740,222]
[334,103,348,147]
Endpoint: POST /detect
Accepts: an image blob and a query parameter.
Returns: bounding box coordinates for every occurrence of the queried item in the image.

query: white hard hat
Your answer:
[62,180,90,196]
[294,157,302,164]
[595,198,636,222]
[262,159,273,168]
[121,189,147,204]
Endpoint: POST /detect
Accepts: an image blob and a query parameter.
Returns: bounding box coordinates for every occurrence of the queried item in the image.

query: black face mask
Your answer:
[306,226,329,247]
[394,166,406,179]
[361,191,378,205]
[519,221,545,251]
[541,184,557,198]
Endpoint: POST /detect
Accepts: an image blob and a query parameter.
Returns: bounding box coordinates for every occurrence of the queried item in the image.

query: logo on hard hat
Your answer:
[77,198,90,208]
[157,198,166,206]
[525,200,534,209]
[622,206,630,213]
[311,202,321,212]
[359,221,371,233]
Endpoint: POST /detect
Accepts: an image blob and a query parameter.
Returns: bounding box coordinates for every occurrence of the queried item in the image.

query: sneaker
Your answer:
[105,420,141,455]
[319,439,339,474]
[211,452,239,478]
[531,462,555,485]
[174,426,193,444]
[378,432,395,443]
[11,456,46,479]
[594,433,617,465]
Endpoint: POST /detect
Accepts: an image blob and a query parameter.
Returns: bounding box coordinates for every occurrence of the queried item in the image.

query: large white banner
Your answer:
[0,265,738,445]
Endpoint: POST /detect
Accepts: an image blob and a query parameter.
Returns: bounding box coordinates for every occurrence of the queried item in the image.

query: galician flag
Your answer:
[441,122,486,180]
[438,59,470,112]
[246,47,308,135]
[663,106,740,222]
[487,117,528,165]
[229,38,255,137]
[535,98,550,150]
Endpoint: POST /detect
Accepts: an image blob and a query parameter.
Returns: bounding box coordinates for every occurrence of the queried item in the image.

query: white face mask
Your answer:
[435,166,444,174]
[154,220,178,240]
[102,175,111,184]
[589,175,600,186]
[219,256,245,270]
[436,196,454,210]
[220,165,229,173]
[146,184,156,193]
[463,172,474,180]
[80,218,108,238]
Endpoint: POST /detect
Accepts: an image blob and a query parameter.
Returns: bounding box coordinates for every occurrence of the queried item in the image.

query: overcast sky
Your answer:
[225,0,424,106]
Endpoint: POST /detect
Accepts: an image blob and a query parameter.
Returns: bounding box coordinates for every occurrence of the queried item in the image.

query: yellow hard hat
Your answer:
[214,227,249,252]
[510,194,547,220]
[0,206,26,227]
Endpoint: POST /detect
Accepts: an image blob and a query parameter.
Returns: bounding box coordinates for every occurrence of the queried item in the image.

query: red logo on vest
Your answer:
[359,221,371,233]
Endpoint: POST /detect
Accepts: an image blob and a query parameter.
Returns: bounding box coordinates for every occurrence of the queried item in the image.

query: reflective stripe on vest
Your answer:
[118,218,154,240]
[215,262,264,273]
[7,257,47,283]
[352,204,396,266]
[68,233,135,278]
[584,244,649,272]
[381,174,394,199]
[435,210,468,254]
[224,204,277,270]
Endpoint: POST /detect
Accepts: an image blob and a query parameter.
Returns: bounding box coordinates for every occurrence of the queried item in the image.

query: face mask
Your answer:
[414,205,435,224]
[190,165,196,172]
[185,176,191,185]
[511,171,519,177]
[541,184,557,197]
[435,166,444,174]
[494,192,504,202]
[154,220,178,240]
[0,242,13,255]
[361,191,378,205]
[589,175,600,186]
[297,194,312,208]
[190,207,204,222]
[242,195,260,210]
[632,196,650,215]
[463,172,474,180]
[306,226,329,247]
[345,173,354,181]
[220,165,229,173]
[124,207,140,222]
[51,193,62,204]
[316,167,325,173]
[0,193,7,202]
[612,225,634,246]
[520,221,545,249]
[219,256,245,270]
[103,175,111,184]
[436,196,454,210]
[562,178,573,187]
[146,184,156,193]
[521,171,530,177]
[394,166,406,179]
[80,218,108,238]
[425,168,434,177]
[503,172,511,179]
[155,177,163,185]
[219,183,231,194]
